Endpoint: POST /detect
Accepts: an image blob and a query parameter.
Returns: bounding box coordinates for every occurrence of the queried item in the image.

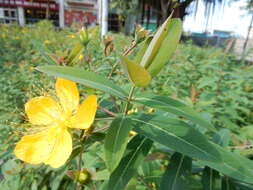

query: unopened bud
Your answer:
[80,27,89,47]
[135,24,150,44]
[66,169,92,184]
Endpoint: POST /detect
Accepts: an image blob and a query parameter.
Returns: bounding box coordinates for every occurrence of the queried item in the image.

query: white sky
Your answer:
[183,1,251,37]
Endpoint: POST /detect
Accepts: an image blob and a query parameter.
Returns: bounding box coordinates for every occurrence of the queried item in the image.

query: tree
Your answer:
[142,0,225,23]
[242,0,253,52]
[109,0,226,34]
[109,0,139,34]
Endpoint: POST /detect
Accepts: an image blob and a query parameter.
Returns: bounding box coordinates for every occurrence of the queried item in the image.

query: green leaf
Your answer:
[104,116,133,172]
[159,153,191,190]
[147,19,182,77]
[201,167,219,190]
[199,143,253,184]
[93,170,110,181]
[133,94,216,132]
[1,159,22,180]
[107,135,153,190]
[37,66,127,99]
[121,56,151,87]
[126,178,138,190]
[130,114,220,162]
[221,177,236,190]
[130,114,253,184]
[140,15,172,68]
[213,129,231,147]
[32,40,58,65]
[66,42,84,64]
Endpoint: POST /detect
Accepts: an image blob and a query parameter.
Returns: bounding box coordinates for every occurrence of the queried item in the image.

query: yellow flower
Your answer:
[44,40,51,45]
[127,108,138,115]
[14,78,97,168]
[68,34,76,38]
[78,54,84,61]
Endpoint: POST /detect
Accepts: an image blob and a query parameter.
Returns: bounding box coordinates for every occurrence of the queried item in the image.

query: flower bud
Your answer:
[66,169,92,185]
[79,27,89,47]
[135,24,150,44]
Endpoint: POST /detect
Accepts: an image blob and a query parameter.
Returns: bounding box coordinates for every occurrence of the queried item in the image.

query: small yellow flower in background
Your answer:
[129,130,137,136]
[44,40,51,45]
[68,34,76,38]
[147,108,155,113]
[127,108,138,115]
[29,66,34,71]
[78,54,84,61]
[14,78,97,168]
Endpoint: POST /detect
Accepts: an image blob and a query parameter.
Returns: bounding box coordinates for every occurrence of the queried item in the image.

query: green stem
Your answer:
[76,130,87,190]
[98,105,117,117]
[124,86,136,115]
[108,41,137,79]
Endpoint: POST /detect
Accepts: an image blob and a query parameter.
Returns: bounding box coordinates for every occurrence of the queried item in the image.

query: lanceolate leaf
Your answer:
[32,40,58,65]
[129,114,253,184]
[104,116,133,172]
[107,135,153,190]
[221,177,236,190]
[213,129,231,147]
[199,143,253,184]
[37,66,127,99]
[201,167,219,190]
[66,42,84,64]
[159,153,192,190]
[133,94,216,132]
[130,114,220,162]
[148,19,182,77]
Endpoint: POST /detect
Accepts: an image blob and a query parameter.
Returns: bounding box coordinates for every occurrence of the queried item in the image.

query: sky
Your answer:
[183,1,251,37]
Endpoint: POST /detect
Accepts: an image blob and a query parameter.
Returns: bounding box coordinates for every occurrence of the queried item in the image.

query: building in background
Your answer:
[64,0,97,27]
[0,0,98,26]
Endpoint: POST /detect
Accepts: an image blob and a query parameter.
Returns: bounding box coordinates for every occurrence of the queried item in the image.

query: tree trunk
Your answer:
[172,0,195,20]
[46,0,51,19]
[160,0,170,22]
[141,0,145,25]
[243,12,253,51]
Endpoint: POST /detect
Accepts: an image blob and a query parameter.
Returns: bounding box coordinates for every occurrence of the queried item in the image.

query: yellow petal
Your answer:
[14,129,55,165]
[70,95,97,129]
[44,127,72,168]
[14,126,72,168]
[56,78,79,115]
[25,97,63,125]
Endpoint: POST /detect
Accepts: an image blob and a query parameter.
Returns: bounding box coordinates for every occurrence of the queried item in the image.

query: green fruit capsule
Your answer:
[148,19,182,77]
[140,15,173,69]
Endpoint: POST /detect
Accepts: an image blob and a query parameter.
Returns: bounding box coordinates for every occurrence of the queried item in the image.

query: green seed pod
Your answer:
[66,169,92,185]
[135,36,153,64]
[147,19,182,77]
[79,27,89,46]
[140,15,173,69]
